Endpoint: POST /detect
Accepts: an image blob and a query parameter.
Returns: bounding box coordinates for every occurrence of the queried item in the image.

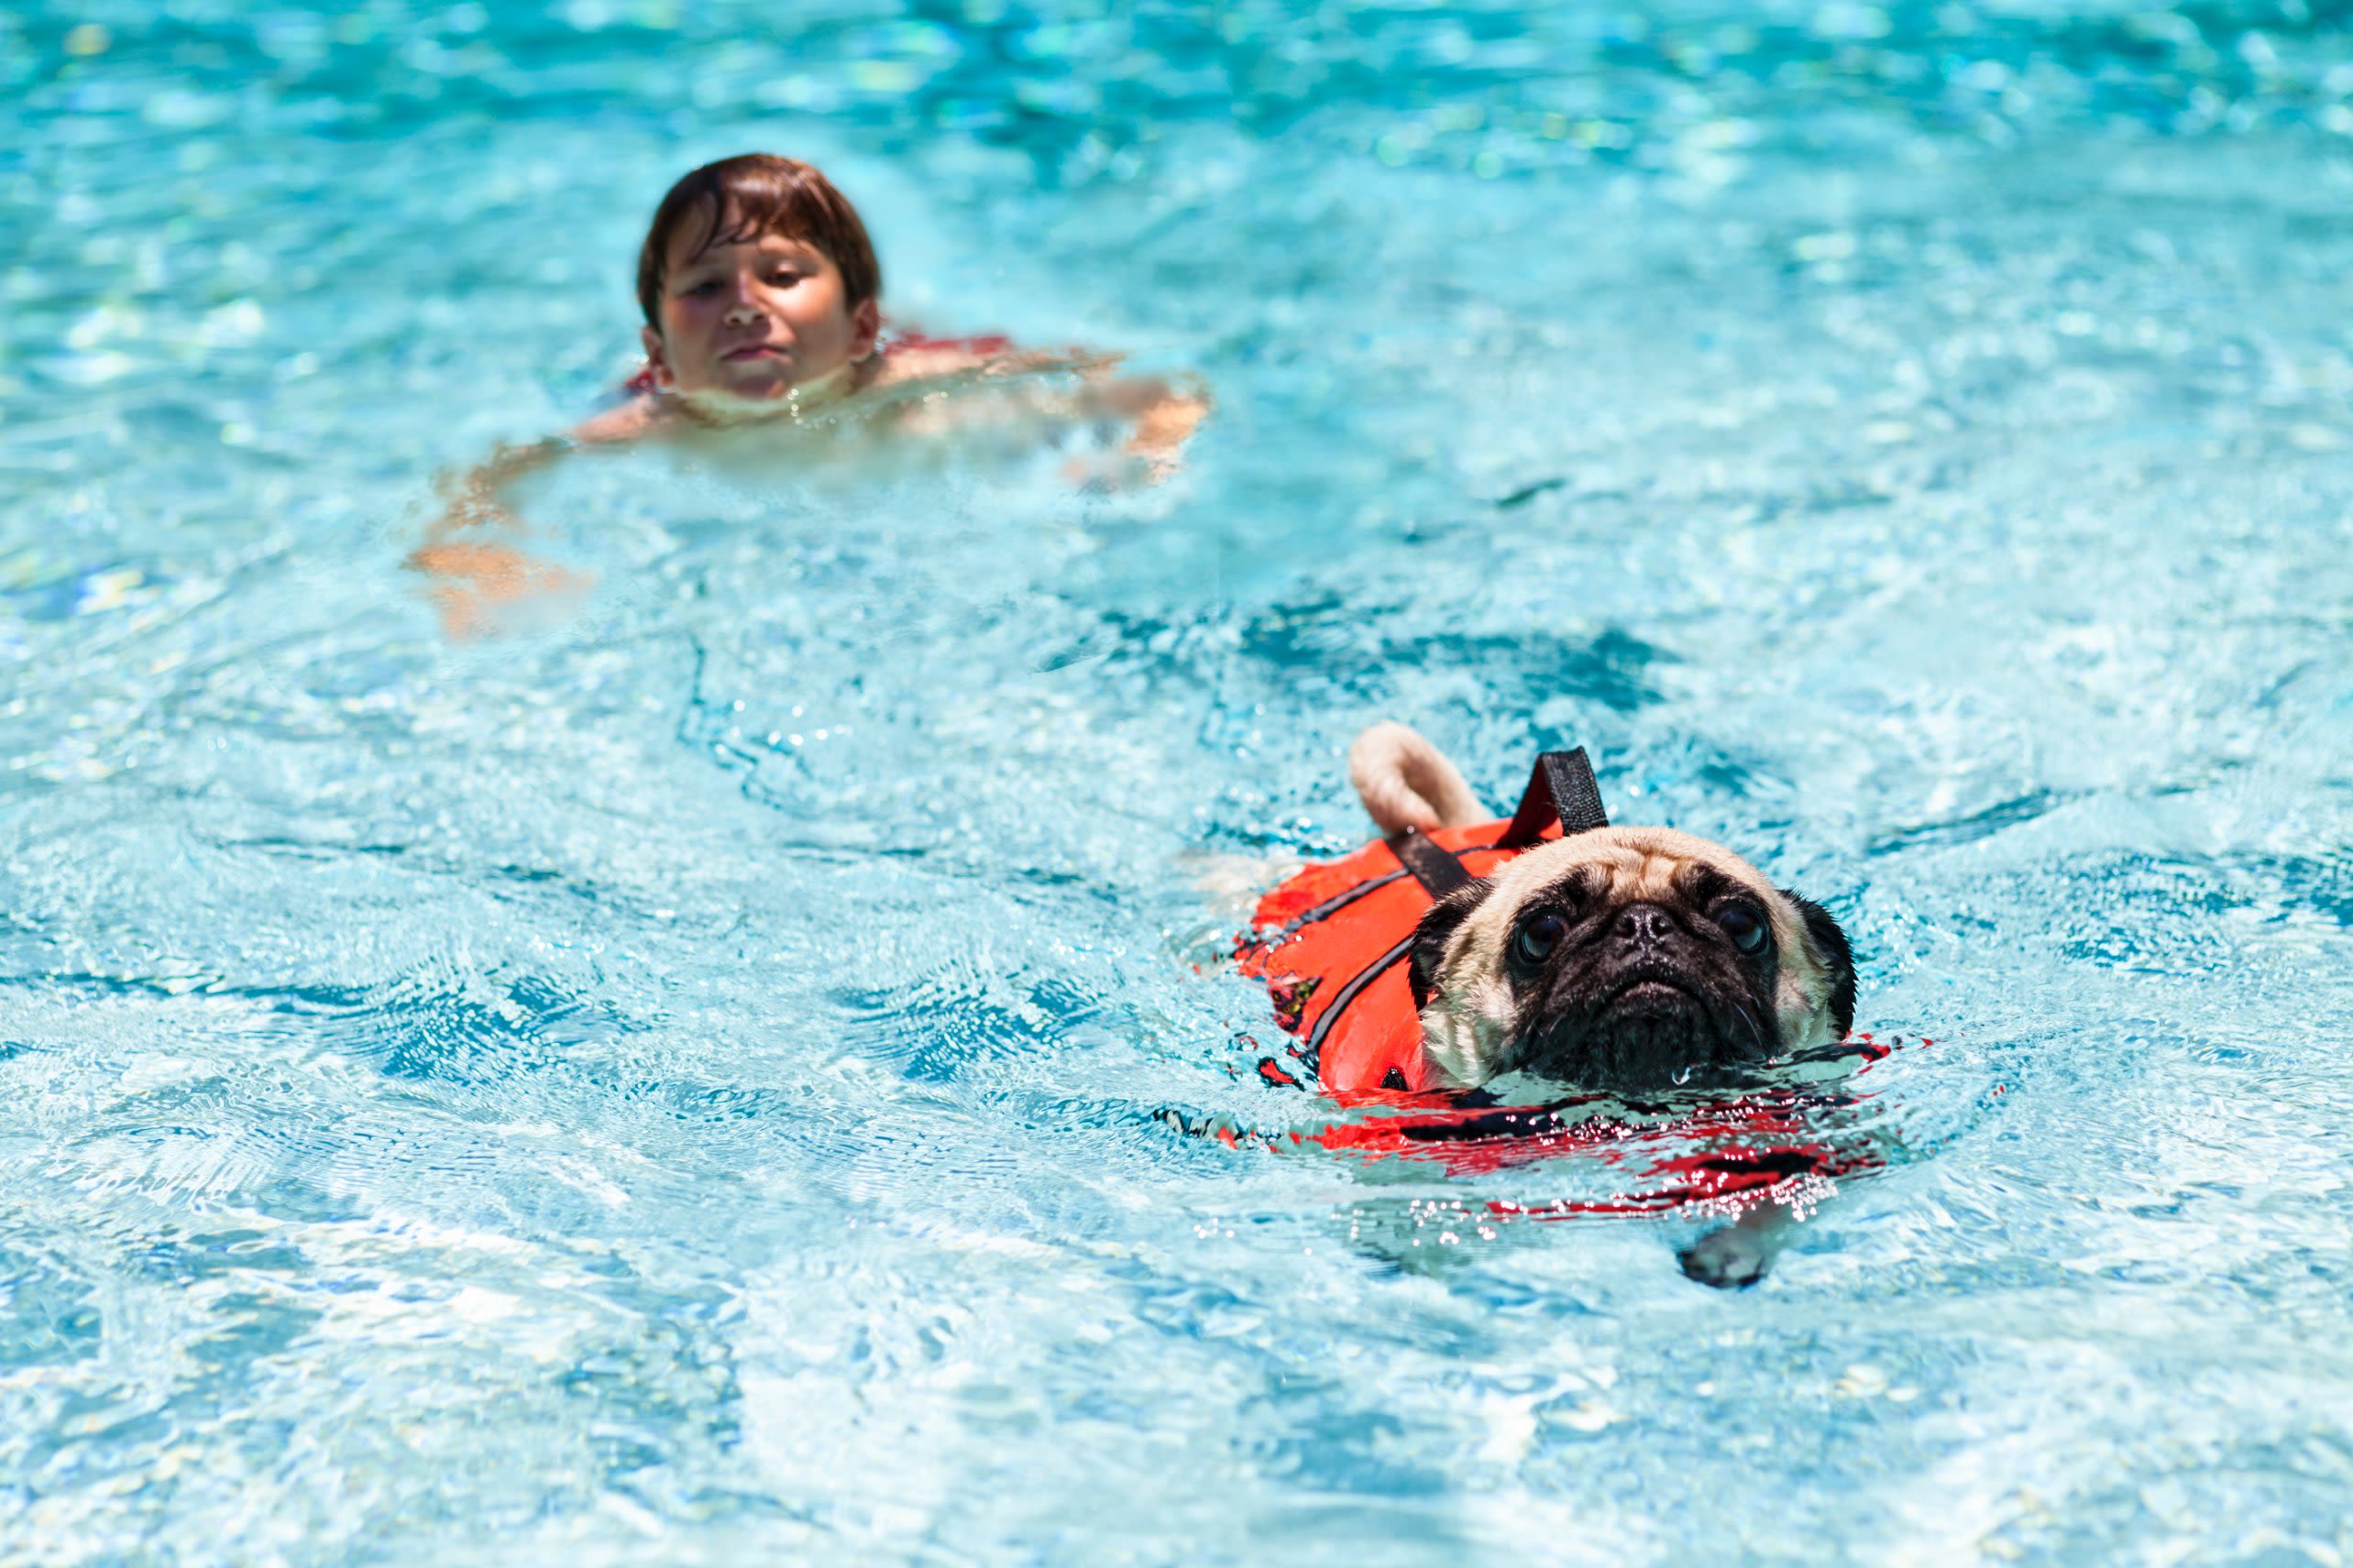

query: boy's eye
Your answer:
[769,269,801,286]
[683,280,719,297]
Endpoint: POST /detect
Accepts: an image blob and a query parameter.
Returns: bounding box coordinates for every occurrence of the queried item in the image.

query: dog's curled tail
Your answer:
[1349,722,1487,836]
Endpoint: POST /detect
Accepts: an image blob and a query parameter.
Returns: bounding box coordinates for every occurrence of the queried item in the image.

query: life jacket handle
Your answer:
[1493,748,1610,850]
[1390,828,1476,898]
[1385,746,1610,902]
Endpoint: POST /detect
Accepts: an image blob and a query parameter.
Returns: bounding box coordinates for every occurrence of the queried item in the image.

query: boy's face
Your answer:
[644,211,879,400]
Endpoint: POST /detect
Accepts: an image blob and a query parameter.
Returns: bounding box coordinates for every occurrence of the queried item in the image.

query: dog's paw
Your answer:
[1678,1223,1771,1290]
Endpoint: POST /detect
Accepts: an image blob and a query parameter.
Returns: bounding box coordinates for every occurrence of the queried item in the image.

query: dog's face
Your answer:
[1408,828,1855,1091]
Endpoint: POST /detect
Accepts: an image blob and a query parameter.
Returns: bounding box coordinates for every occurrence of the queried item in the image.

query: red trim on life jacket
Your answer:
[1308,1044,1892,1215]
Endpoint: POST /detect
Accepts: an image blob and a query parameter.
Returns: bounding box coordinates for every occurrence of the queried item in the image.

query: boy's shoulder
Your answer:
[570,397,671,444]
[868,334,1113,395]
[870,332,1012,389]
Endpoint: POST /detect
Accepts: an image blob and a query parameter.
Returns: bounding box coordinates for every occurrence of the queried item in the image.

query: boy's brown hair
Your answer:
[635,155,882,329]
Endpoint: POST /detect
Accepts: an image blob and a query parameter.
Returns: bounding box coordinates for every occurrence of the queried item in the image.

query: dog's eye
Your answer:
[1512,911,1567,969]
[1715,902,1770,956]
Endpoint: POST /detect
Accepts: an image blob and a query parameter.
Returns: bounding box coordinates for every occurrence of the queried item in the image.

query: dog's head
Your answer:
[1408,828,1855,1091]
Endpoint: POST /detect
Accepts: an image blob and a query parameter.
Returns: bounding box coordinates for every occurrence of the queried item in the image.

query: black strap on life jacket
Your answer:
[1267,745,1611,1083]
[1303,934,1418,1060]
[1383,748,1609,900]
[1391,828,1475,899]
[1495,747,1608,850]
[1267,867,1408,939]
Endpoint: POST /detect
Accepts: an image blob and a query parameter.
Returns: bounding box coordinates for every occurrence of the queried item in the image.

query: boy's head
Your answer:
[634,155,883,401]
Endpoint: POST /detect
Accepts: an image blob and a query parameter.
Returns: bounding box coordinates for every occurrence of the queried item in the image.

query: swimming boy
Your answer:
[412,154,1206,635]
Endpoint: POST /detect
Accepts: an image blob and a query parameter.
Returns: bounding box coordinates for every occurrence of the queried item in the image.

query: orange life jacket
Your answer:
[1231,749,1891,1212]
[1236,748,1606,1096]
[1236,816,1553,1096]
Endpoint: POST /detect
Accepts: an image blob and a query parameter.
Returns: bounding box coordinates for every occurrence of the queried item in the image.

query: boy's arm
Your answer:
[876,345,1211,484]
[403,410,645,638]
[568,397,668,445]
[419,398,661,541]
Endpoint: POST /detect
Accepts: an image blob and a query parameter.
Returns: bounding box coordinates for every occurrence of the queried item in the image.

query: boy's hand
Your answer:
[1127,385,1208,483]
[404,540,592,641]
[1060,374,1210,489]
[406,437,587,638]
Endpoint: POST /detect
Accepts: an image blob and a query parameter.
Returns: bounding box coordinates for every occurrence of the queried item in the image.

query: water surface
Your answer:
[7,2,2353,1563]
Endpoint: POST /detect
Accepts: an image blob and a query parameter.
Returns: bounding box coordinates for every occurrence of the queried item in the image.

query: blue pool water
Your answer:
[9,2,2353,1561]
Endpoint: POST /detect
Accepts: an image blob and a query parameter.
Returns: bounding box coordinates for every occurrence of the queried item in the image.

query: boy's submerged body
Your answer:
[412,154,1205,636]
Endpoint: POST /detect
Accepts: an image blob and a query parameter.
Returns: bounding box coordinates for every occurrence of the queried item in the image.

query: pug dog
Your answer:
[1349,725,1861,1288]
[1349,722,1856,1095]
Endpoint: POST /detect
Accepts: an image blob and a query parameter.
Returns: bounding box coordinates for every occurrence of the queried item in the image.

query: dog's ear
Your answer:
[1409,878,1496,1011]
[1780,891,1856,1039]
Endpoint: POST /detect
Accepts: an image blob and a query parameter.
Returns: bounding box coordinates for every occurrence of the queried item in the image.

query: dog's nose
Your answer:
[1616,903,1676,947]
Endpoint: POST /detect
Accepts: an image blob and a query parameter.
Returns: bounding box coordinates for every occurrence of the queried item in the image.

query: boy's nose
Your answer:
[724,301,764,325]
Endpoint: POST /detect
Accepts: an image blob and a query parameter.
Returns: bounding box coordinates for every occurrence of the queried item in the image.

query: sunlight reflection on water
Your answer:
[7,2,2353,1563]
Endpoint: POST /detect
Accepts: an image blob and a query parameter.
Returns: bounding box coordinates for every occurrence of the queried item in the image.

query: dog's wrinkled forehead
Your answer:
[1444,827,1810,975]
[1481,827,1776,911]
